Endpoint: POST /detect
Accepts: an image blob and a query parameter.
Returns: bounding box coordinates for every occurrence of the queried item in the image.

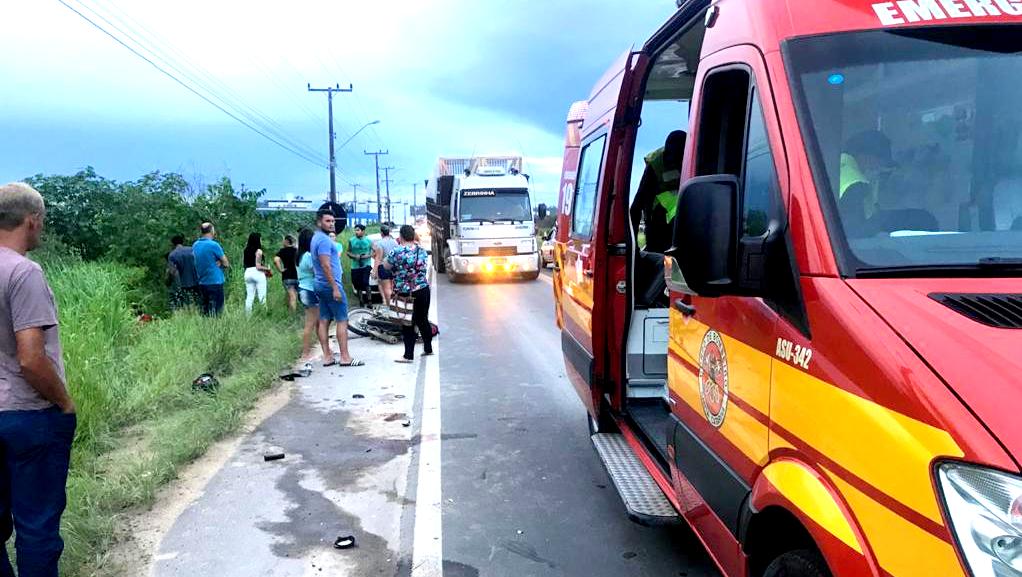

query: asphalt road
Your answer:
[145,267,718,577]
[437,270,717,577]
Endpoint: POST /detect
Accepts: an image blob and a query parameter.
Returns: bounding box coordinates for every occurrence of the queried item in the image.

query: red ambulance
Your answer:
[553,1,1022,576]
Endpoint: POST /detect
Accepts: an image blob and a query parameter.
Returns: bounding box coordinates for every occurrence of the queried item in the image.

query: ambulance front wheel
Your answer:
[761,549,830,577]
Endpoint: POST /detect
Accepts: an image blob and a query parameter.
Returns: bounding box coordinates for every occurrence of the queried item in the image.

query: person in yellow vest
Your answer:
[630,130,686,253]
[838,130,897,235]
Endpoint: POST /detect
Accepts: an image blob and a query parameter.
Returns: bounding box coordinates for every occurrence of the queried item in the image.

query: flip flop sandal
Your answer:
[339,359,365,367]
[394,358,414,364]
[322,361,337,367]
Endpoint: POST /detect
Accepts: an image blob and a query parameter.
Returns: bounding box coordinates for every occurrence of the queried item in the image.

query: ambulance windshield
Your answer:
[787,26,1022,275]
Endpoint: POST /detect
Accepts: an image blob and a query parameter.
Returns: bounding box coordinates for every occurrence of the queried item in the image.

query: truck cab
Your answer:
[427,156,541,281]
[553,2,1022,576]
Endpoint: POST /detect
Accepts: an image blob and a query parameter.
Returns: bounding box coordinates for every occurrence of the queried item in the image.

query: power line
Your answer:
[57,0,327,168]
[81,0,327,163]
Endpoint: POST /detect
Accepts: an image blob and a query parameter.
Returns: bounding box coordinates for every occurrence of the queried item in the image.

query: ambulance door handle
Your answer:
[673,299,696,317]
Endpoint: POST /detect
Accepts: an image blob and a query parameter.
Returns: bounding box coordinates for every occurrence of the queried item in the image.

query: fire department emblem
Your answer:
[698,330,729,429]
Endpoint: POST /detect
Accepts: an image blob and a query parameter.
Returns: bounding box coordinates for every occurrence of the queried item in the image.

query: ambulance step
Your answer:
[591,433,681,526]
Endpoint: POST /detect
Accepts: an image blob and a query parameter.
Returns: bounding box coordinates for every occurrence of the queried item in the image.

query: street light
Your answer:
[338,120,381,151]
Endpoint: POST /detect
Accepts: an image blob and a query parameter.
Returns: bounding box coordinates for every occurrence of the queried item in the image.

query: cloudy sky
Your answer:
[0,1,674,212]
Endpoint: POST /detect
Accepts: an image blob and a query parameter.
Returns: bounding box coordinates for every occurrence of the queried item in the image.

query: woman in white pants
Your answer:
[243,232,271,314]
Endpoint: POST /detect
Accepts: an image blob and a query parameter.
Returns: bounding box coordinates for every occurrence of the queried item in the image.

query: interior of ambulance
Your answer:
[623,20,706,464]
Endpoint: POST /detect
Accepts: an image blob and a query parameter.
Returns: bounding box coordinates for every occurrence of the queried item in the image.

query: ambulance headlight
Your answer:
[517,238,536,253]
[938,463,1022,577]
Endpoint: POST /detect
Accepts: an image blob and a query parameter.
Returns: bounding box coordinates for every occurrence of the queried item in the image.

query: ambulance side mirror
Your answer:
[666,175,739,297]
[537,203,548,221]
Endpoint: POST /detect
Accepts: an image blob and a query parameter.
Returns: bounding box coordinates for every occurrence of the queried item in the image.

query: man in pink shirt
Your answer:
[0,182,75,577]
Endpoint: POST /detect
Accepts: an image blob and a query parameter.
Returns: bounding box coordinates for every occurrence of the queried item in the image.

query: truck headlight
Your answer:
[938,462,1022,577]
[460,242,478,255]
[517,239,536,253]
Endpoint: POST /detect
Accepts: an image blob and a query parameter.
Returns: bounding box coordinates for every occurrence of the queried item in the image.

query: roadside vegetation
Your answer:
[18,168,360,575]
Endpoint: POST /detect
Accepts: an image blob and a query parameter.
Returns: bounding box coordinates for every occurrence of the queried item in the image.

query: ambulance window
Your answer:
[696,68,751,178]
[742,90,779,238]
[571,135,607,239]
[787,26,1022,274]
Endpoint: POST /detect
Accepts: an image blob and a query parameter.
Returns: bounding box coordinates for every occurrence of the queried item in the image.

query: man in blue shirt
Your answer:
[192,222,230,316]
[311,211,363,367]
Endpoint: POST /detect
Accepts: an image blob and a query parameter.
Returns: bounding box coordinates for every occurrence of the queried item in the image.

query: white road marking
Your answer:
[412,288,442,577]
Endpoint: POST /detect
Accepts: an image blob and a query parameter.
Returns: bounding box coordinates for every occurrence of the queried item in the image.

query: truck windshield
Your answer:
[459,189,532,222]
[786,26,1022,276]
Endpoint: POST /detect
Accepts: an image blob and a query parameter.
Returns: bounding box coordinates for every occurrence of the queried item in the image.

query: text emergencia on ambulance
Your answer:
[872,0,1022,25]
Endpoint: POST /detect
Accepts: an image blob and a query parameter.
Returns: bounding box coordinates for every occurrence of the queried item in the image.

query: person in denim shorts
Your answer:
[296,229,320,361]
[310,212,364,367]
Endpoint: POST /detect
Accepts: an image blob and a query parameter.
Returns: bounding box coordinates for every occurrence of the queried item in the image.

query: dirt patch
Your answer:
[102,380,295,577]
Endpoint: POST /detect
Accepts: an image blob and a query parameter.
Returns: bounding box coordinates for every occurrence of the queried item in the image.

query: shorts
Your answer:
[282,278,299,291]
[315,288,349,322]
[299,289,318,309]
[377,264,394,281]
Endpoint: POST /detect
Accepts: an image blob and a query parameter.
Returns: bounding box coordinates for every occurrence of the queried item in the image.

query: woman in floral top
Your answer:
[383,225,433,362]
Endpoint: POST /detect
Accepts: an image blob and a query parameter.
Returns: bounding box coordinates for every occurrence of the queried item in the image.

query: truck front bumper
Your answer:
[449,253,539,276]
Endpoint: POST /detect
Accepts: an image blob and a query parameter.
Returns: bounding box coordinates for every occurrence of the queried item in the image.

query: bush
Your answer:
[26,170,317,313]
[40,256,301,575]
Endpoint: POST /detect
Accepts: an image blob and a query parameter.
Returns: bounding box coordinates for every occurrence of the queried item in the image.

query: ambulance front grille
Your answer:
[930,293,1022,329]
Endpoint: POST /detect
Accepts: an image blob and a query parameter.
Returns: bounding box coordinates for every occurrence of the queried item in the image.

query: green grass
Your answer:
[38,258,302,576]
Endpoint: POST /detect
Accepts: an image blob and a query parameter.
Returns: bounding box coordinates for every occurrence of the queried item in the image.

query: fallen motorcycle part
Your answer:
[333,535,356,549]
[192,373,220,394]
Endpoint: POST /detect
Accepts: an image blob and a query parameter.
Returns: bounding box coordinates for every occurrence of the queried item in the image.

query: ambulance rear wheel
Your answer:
[761,549,830,577]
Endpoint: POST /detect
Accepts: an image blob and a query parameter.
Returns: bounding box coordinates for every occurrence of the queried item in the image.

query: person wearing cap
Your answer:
[346,224,373,307]
[372,225,399,307]
[839,130,898,235]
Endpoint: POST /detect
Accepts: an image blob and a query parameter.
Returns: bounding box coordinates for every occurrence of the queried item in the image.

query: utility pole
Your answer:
[351,184,360,224]
[382,167,396,224]
[307,83,353,203]
[364,150,389,223]
[412,182,418,220]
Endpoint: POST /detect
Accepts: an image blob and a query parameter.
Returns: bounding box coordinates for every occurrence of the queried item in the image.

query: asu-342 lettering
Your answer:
[776,338,812,370]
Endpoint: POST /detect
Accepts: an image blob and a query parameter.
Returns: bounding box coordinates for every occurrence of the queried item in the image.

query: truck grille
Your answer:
[479,246,518,257]
[930,293,1022,328]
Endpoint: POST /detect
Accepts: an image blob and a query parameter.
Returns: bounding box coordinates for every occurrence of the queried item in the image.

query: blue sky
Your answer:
[0,1,674,210]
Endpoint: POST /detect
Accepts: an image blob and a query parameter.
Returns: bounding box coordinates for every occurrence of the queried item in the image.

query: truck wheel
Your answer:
[762,550,831,577]
[444,248,461,282]
[524,270,541,281]
[434,239,446,273]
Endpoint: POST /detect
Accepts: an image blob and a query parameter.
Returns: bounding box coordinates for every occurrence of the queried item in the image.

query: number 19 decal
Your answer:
[776,338,812,370]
